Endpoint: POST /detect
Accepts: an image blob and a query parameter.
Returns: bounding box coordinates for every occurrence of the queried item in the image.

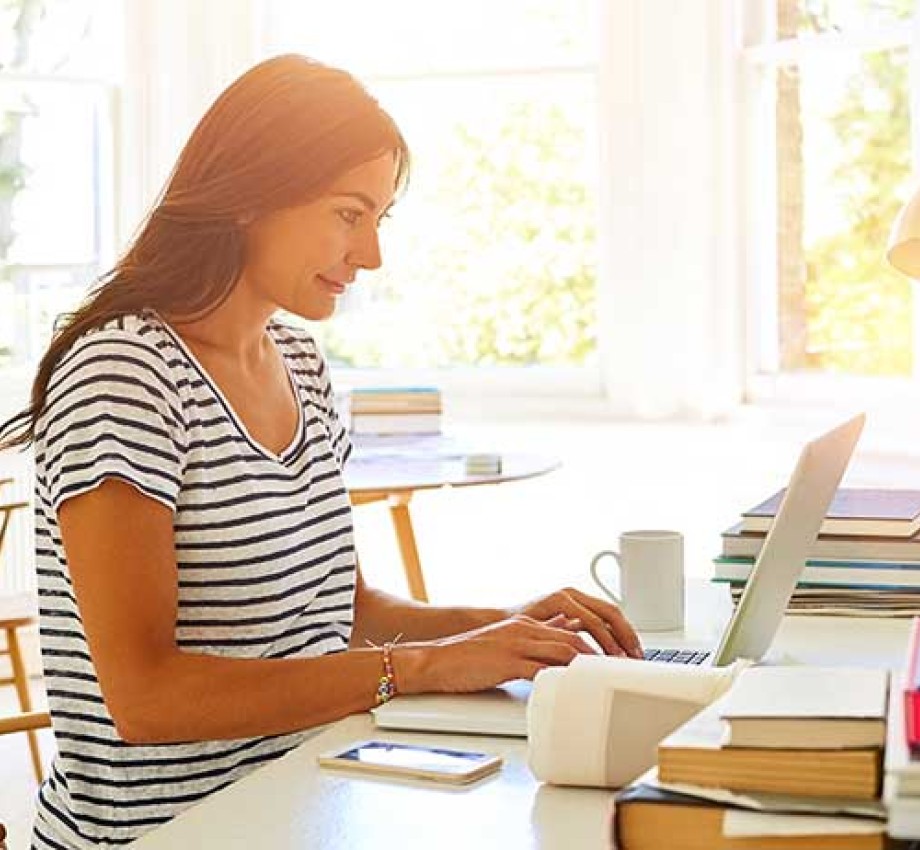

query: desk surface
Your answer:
[131,585,912,850]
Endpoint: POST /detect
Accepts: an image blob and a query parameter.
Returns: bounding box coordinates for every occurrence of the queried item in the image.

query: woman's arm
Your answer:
[58,479,394,744]
[58,479,592,744]
[353,565,643,659]
[350,566,507,646]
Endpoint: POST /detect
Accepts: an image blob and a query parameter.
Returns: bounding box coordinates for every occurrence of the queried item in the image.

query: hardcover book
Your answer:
[613,780,886,850]
[741,488,920,537]
[717,666,888,749]
[721,522,920,562]
[657,701,882,800]
[713,555,920,589]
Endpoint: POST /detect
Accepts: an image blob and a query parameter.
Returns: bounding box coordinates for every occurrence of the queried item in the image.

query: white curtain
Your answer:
[596,0,743,419]
[118,0,261,244]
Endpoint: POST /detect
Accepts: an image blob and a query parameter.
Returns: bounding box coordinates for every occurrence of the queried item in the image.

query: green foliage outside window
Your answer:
[803,48,912,375]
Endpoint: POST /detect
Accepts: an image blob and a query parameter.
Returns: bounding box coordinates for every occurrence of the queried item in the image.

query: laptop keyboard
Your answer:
[643,648,711,665]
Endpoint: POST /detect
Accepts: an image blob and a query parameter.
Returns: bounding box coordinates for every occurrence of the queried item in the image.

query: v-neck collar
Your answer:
[155,313,305,465]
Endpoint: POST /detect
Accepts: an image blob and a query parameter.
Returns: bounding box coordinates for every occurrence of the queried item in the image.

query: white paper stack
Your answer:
[526,655,747,788]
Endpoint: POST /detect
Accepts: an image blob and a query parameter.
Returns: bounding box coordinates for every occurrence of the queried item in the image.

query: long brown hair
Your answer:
[0,54,409,449]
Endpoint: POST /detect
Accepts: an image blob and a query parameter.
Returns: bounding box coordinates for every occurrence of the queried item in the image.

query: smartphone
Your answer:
[317,739,503,785]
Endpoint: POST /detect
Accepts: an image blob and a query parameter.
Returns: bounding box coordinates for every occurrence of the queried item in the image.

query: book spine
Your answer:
[907,616,920,691]
[350,413,442,435]
[712,560,920,589]
[904,617,920,752]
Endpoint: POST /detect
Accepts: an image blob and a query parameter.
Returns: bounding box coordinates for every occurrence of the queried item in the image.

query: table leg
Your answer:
[387,494,429,603]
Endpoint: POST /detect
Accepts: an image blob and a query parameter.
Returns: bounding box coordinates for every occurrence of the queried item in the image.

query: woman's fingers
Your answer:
[520,589,643,658]
[512,617,599,659]
[565,589,643,658]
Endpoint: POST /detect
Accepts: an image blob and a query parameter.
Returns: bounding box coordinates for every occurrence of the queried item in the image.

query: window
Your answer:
[742,0,914,381]
[264,1,600,373]
[0,0,119,369]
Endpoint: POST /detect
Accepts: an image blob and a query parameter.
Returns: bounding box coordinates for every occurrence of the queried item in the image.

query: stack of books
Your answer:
[717,487,920,616]
[613,665,890,849]
[884,617,920,839]
[349,386,442,436]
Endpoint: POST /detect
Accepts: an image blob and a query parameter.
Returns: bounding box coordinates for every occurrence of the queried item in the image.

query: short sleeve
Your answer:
[38,330,187,513]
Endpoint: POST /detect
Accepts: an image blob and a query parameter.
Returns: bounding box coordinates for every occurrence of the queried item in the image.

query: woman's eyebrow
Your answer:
[332,191,396,218]
[333,191,379,211]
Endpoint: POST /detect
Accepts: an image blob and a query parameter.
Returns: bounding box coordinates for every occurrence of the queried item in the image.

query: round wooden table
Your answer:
[344,436,560,602]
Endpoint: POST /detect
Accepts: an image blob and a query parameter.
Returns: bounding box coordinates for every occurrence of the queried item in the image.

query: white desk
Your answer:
[131,584,911,850]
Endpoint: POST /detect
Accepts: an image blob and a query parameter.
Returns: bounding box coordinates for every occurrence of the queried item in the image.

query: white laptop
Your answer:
[372,413,866,738]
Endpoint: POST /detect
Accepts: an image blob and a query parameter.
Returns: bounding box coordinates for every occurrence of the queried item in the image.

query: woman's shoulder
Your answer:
[50,311,180,397]
[61,311,174,364]
[268,318,326,369]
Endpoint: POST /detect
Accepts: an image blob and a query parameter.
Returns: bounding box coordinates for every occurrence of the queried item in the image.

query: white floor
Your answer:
[3,412,919,848]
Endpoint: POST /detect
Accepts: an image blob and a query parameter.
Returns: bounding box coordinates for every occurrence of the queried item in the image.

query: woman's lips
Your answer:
[317,275,346,294]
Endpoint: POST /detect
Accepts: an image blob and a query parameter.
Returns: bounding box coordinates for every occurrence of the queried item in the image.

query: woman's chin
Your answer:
[287,302,337,322]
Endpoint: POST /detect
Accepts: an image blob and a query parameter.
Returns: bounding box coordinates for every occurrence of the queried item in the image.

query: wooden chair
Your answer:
[0,711,51,850]
[0,491,44,782]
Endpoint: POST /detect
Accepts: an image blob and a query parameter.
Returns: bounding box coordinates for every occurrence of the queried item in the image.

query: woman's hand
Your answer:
[393,613,597,694]
[510,588,643,659]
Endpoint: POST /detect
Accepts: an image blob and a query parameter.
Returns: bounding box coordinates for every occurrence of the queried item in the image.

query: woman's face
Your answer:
[240,151,397,321]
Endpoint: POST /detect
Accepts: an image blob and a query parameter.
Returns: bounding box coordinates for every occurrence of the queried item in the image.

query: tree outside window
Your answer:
[773,0,913,376]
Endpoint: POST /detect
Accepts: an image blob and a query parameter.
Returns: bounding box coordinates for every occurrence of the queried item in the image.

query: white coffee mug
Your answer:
[589,530,684,632]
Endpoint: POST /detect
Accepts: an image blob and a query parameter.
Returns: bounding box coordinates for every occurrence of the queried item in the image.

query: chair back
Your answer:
[0,710,51,736]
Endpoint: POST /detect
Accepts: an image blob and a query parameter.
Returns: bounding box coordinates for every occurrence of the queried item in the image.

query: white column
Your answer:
[596,0,744,419]
[118,0,261,246]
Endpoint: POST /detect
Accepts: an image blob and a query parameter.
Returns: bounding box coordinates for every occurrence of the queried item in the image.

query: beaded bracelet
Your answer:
[369,633,402,705]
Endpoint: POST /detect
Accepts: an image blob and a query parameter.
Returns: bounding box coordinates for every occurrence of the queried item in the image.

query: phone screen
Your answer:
[318,740,502,783]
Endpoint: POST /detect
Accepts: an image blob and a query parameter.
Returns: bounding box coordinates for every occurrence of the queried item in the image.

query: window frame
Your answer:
[0,38,120,387]
[740,1,920,407]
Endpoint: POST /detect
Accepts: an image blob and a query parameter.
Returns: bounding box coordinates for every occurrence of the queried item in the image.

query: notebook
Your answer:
[373,414,866,737]
[372,678,530,736]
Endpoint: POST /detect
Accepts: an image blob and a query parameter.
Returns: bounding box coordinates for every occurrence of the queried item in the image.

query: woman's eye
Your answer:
[337,209,362,226]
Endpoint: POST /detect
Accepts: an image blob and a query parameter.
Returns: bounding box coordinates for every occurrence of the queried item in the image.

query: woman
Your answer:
[0,55,641,849]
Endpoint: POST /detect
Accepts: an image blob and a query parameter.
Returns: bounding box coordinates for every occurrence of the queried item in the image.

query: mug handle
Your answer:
[589,550,623,604]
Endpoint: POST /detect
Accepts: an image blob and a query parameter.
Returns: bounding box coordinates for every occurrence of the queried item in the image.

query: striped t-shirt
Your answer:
[31,311,356,849]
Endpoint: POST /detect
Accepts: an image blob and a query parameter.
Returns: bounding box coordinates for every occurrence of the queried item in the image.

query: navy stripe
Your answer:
[179,467,341,506]
[177,503,350,552]
[33,822,75,850]
[46,688,106,705]
[67,781,231,810]
[178,625,342,650]
[178,544,354,588]
[57,730,298,769]
[48,369,184,433]
[178,600,352,629]
[45,410,184,457]
[179,573,354,609]
[53,469,178,509]
[63,746,293,790]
